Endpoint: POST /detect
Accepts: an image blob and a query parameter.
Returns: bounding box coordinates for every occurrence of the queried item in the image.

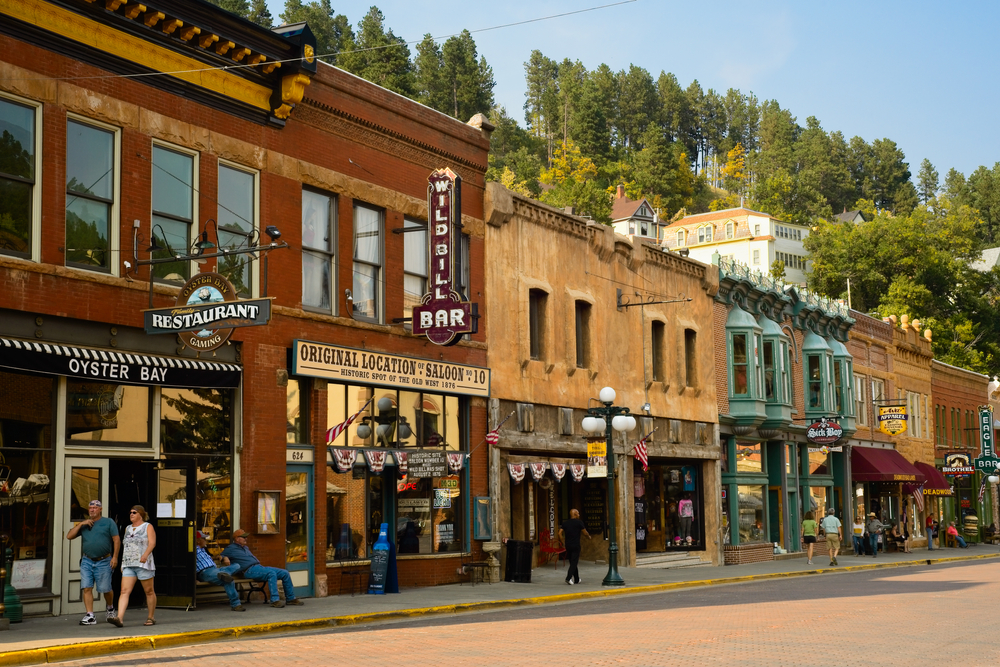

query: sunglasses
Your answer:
[129,510,138,515]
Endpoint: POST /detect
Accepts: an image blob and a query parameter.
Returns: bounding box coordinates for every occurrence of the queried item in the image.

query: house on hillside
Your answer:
[609,185,665,241]
[662,207,811,285]
[835,210,866,224]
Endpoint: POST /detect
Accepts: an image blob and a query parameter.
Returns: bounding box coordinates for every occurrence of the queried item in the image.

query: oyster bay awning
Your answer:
[0,337,240,389]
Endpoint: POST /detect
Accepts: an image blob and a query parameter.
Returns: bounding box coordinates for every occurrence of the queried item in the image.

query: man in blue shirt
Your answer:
[221,529,303,608]
[195,532,244,611]
[65,500,120,626]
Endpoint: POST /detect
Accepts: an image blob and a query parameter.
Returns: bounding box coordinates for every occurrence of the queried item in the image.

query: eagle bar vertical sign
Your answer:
[412,168,477,346]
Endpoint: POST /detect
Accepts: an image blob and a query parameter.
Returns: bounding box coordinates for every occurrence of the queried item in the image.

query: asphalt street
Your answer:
[54,559,1000,667]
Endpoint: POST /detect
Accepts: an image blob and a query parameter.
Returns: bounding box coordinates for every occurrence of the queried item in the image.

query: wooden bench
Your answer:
[194,577,269,608]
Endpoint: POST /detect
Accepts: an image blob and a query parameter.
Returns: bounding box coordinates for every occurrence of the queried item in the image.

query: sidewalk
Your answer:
[2,545,998,666]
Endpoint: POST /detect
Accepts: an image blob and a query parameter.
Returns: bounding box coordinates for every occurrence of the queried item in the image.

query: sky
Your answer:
[265,0,1000,179]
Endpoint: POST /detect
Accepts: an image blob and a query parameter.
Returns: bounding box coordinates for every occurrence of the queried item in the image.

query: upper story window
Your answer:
[802,332,833,415]
[725,222,734,239]
[640,221,648,236]
[651,321,665,382]
[66,117,118,273]
[574,300,591,368]
[352,203,383,322]
[727,306,762,401]
[629,223,635,235]
[698,225,713,244]
[907,391,922,438]
[217,162,257,296]
[676,230,685,246]
[0,94,39,260]
[732,333,749,396]
[754,224,760,236]
[855,375,868,426]
[684,328,697,388]
[829,338,853,418]
[752,249,760,265]
[402,217,427,323]
[528,289,547,360]
[151,143,196,284]
[302,188,336,313]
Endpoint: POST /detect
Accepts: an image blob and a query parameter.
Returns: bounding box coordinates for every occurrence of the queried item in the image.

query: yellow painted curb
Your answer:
[2,551,996,667]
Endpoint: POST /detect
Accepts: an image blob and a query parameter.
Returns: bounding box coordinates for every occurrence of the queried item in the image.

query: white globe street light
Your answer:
[599,386,616,404]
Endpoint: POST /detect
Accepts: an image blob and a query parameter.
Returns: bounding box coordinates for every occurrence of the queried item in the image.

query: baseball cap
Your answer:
[232,528,248,539]
[196,530,205,539]
[89,500,102,508]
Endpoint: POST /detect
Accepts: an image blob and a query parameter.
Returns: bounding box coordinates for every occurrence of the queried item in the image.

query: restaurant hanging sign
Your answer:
[412,168,478,346]
[292,340,490,398]
[806,418,843,445]
[143,272,271,352]
[877,405,908,436]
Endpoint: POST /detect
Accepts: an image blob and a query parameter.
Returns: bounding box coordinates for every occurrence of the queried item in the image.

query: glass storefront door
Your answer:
[634,460,704,551]
[285,465,313,597]
[62,458,109,616]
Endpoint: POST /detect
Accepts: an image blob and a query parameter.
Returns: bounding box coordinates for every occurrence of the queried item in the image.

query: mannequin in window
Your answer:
[678,494,695,545]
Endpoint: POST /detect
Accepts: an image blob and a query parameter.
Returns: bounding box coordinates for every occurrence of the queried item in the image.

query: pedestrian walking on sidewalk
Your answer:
[109,505,156,628]
[195,532,245,611]
[65,499,120,626]
[820,508,842,566]
[222,529,303,607]
[867,513,884,558]
[801,511,818,564]
[852,514,865,556]
[558,509,591,585]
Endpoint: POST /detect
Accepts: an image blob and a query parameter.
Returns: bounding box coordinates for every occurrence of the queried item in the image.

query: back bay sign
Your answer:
[292,340,490,398]
[412,168,478,346]
[143,272,271,352]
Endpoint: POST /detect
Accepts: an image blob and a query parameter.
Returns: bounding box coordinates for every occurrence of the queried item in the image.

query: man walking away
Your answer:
[65,500,119,625]
[558,509,591,585]
[195,532,245,611]
[820,508,842,566]
[221,529,304,607]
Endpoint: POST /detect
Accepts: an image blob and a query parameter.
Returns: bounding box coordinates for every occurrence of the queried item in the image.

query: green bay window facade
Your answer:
[726,305,766,428]
[802,331,834,420]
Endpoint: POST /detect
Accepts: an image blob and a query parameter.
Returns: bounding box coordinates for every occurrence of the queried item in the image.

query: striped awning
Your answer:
[0,337,241,388]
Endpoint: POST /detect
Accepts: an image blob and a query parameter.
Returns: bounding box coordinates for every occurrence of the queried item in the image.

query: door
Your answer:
[285,465,314,598]
[151,460,196,608]
[63,458,110,616]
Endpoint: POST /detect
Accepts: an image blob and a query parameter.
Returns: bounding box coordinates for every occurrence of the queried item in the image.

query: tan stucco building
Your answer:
[483,183,723,569]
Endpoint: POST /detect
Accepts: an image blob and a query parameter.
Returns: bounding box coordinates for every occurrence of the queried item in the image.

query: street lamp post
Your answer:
[582,386,637,587]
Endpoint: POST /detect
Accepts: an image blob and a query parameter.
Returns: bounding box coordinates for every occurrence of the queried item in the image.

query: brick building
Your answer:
[0,0,490,617]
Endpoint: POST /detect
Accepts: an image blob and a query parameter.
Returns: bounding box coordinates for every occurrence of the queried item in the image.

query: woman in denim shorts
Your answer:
[108,505,157,627]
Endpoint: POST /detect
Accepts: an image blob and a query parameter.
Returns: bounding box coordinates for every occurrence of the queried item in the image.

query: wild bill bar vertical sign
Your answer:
[412,168,478,346]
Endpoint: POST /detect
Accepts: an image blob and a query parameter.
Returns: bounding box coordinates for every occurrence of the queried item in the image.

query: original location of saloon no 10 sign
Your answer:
[412,168,478,346]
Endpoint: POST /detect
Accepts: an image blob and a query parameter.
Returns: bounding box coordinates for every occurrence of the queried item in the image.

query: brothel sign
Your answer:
[412,168,478,346]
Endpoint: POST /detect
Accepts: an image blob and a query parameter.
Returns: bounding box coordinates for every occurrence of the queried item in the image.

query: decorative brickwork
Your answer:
[724,543,774,565]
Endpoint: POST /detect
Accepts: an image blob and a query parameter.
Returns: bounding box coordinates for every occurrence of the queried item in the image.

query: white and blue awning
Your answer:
[0,337,241,388]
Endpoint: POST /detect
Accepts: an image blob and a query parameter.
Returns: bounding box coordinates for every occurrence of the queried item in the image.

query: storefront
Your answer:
[0,312,241,616]
[851,446,925,540]
[634,459,706,552]
[289,341,490,585]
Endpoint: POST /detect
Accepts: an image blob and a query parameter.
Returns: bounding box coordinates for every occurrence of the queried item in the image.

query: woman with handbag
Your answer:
[108,505,156,628]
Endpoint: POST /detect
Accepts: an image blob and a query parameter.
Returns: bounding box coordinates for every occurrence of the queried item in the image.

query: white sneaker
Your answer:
[80,613,96,626]
[565,579,574,585]
[106,607,116,621]
[576,579,582,584]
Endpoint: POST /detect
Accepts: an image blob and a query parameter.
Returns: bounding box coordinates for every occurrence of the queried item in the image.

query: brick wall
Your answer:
[723,543,774,565]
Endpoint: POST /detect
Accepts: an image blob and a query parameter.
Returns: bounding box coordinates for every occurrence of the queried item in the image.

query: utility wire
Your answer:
[0,1,637,83]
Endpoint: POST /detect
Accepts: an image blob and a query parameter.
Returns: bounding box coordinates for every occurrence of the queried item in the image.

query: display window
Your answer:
[633,460,704,551]
[737,485,767,543]
[66,380,149,447]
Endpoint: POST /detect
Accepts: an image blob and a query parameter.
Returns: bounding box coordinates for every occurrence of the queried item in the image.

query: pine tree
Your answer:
[208,0,249,18]
[280,0,353,61]
[569,76,612,166]
[413,34,446,111]
[917,158,939,204]
[338,6,414,97]
[440,31,494,121]
[248,0,273,28]
[615,65,658,154]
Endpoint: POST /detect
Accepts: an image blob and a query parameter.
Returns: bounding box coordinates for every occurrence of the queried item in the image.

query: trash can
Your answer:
[504,540,533,583]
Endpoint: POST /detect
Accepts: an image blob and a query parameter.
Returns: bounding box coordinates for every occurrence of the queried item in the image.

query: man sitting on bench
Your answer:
[222,529,304,608]
[195,532,244,611]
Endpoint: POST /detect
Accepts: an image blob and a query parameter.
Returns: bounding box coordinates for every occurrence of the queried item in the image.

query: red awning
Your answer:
[913,461,953,496]
[851,447,926,483]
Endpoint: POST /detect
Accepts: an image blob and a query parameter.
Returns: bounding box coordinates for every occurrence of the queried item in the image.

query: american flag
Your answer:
[326,397,374,444]
[634,432,651,471]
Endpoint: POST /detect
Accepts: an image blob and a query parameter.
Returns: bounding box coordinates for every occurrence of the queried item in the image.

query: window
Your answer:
[640,221,648,236]
[752,249,760,265]
[67,381,149,446]
[528,289,547,360]
[907,391,921,439]
[951,407,958,447]
[780,341,790,401]
[151,144,196,283]
[629,223,635,235]
[352,203,383,322]
[400,217,428,322]
[0,94,39,259]
[737,485,766,544]
[872,378,884,404]
[66,118,117,272]
[676,230,685,246]
[807,355,821,408]
[855,375,868,426]
[754,224,760,236]
[651,321,665,382]
[732,333,748,395]
[217,162,257,295]
[574,301,591,368]
[302,189,336,313]
[725,222,734,239]
[762,340,775,401]
[966,409,974,447]
[685,329,697,388]
[286,378,304,444]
